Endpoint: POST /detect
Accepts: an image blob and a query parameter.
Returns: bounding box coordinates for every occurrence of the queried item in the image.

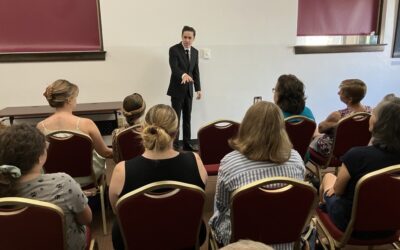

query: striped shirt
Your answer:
[209,149,305,250]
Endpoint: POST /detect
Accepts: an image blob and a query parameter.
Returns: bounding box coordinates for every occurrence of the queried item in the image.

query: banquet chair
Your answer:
[198,120,239,175]
[115,181,205,250]
[210,177,317,249]
[113,124,144,163]
[0,197,96,250]
[309,112,371,180]
[316,164,400,249]
[43,130,107,235]
[285,115,316,161]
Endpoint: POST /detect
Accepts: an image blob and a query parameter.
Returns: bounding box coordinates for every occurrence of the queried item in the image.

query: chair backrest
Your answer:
[331,112,371,159]
[0,197,65,250]
[230,177,317,245]
[341,165,400,243]
[285,115,316,160]
[115,125,144,162]
[198,120,239,165]
[43,130,94,179]
[116,181,205,250]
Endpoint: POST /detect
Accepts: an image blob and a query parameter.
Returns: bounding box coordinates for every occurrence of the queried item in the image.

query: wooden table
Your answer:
[0,101,122,124]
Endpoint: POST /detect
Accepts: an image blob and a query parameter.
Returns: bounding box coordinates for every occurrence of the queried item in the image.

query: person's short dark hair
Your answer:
[182,26,196,37]
[372,97,400,153]
[339,79,367,104]
[275,74,306,114]
[0,124,46,197]
[382,93,396,102]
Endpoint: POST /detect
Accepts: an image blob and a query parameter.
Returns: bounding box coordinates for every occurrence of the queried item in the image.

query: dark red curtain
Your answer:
[0,0,101,52]
[297,0,380,36]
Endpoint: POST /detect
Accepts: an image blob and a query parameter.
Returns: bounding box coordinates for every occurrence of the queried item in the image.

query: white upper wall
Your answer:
[1,0,399,137]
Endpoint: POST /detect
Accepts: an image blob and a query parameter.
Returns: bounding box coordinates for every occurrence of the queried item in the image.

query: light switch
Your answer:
[202,48,211,59]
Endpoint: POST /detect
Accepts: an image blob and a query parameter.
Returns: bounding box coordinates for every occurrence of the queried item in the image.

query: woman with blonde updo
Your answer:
[111,93,146,163]
[109,104,208,250]
[37,79,113,186]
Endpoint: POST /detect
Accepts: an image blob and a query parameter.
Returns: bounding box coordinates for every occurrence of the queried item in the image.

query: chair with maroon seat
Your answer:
[209,177,317,248]
[285,115,316,161]
[0,197,96,250]
[316,164,400,249]
[113,124,144,163]
[115,181,206,250]
[309,112,371,180]
[43,130,107,235]
[197,120,239,175]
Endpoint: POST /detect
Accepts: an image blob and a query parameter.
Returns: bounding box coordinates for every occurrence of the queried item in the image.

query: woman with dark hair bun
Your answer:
[112,93,146,163]
[0,124,92,250]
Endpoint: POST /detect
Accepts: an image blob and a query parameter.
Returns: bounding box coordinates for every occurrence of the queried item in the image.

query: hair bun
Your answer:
[43,86,53,100]
[149,126,158,135]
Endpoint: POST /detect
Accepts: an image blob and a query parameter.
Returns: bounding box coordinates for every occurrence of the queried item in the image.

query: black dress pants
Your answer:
[171,95,192,146]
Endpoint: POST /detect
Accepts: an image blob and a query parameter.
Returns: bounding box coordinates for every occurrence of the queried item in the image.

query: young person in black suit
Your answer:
[167,26,201,151]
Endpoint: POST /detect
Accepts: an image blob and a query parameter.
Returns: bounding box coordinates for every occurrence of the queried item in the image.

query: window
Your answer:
[393,2,400,57]
[295,0,385,54]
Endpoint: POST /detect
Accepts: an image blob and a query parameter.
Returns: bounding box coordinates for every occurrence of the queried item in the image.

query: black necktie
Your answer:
[185,49,190,61]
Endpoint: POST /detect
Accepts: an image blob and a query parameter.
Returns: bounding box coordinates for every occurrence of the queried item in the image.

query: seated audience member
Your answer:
[220,240,273,250]
[319,97,400,233]
[209,101,305,249]
[310,79,372,156]
[37,79,112,186]
[273,74,315,120]
[0,124,92,250]
[112,93,146,163]
[109,104,208,250]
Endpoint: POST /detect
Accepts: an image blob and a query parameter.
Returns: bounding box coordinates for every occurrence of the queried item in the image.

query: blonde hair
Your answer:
[339,79,367,104]
[122,93,146,125]
[141,104,178,151]
[43,79,79,108]
[230,101,292,163]
[220,240,273,250]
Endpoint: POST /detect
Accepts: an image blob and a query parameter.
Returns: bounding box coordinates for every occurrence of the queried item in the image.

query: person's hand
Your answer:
[196,91,202,100]
[325,187,335,197]
[181,74,193,84]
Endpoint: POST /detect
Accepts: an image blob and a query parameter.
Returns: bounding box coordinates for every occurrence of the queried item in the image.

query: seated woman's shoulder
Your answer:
[43,172,75,181]
[288,149,305,164]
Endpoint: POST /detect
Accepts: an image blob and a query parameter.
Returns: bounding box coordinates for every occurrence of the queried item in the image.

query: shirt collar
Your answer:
[181,43,191,51]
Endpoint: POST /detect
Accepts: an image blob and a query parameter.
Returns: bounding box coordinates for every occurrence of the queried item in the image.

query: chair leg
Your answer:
[315,219,336,250]
[208,229,219,250]
[316,165,323,183]
[99,184,107,235]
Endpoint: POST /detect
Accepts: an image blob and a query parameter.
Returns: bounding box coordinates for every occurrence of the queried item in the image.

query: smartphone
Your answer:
[253,96,262,104]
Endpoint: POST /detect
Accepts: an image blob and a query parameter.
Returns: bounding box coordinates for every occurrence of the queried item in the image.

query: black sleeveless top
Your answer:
[120,152,205,197]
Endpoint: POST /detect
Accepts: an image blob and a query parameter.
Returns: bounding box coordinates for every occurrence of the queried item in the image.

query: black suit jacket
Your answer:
[167,43,201,99]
